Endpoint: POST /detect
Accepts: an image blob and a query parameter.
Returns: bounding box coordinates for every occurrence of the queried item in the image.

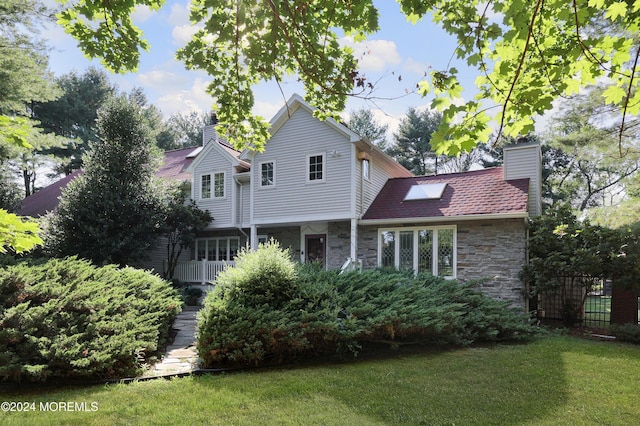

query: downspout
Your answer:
[234,175,250,245]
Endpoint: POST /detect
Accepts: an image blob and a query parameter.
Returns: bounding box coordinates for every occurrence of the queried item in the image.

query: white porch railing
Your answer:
[173,260,236,284]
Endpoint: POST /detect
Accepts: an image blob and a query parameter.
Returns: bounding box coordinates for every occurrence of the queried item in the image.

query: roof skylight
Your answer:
[403,182,447,201]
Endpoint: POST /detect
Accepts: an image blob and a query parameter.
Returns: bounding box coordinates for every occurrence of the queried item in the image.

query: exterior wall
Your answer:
[139,236,192,277]
[456,219,527,308]
[357,219,528,309]
[191,144,235,229]
[251,107,353,224]
[259,226,301,260]
[504,142,542,216]
[327,221,351,269]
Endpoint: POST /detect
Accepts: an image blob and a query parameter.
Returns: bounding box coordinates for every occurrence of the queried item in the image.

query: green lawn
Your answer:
[3,335,640,425]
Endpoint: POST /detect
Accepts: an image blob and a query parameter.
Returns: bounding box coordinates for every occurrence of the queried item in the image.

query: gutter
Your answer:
[358,212,529,226]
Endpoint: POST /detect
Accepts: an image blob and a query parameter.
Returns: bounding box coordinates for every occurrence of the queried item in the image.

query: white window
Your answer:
[201,174,211,199]
[196,237,240,261]
[378,226,456,277]
[213,172,225,198]
[363,159,370,181]
[307,153,325,182]
[260,161,275,187]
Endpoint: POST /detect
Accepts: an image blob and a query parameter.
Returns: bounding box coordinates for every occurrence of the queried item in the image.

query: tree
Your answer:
[347,108,389,150]
[387,108,441,175]
[546,89,640,211]
[32,67,116,175]
[57,0,640,157]
[46,94,164,266]
[159,184,212,279]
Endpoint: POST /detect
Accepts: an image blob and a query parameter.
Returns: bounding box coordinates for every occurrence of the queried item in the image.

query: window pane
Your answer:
[205,239,216,261]
[437,229,454,276]
[363,159,370,180]
[201,175,211,198]
[261,162,274,186]
[229,238,239,259]
[381,231,395,268]
[214,173,224,197]
[218,239,228,261]
[309,155,323,180]
[399,231,414,271]
[418,230,433,274]
[196,240,206,261]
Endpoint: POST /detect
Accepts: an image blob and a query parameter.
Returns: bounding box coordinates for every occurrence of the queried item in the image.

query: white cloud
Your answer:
[404,57,428,76]
[172,25,200,46]
[341,37,402,72]
[138,70,189,89]
[252,100,282,120]
[155,77,213,116]
[132,5,154,23]
[167,2,191,26]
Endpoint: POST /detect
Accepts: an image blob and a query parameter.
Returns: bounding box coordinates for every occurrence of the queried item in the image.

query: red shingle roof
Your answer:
[362,167,529,221]
[20,147,198,217]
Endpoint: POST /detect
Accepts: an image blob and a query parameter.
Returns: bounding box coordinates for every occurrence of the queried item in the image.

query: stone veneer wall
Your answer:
[456,219,527,309]
[327,221,351,269]
[261,226,301,260]
[356,219,528,309]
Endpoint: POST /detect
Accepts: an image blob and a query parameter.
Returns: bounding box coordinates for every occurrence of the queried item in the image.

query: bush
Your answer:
[197,243,537,368]
[609,324,640,344]
[0,257,182,383]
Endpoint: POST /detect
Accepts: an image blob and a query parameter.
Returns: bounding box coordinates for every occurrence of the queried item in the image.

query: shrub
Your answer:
[609,324,640,344]
[197,243,537,368]
[0,257,182,383]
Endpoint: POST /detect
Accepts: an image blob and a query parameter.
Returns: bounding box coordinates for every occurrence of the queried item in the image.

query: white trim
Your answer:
[377,225,457,278]
[251,211,352,226]
[306,152,326,183]
[360,212,528,226]
[195,237,241,261]
[259,160,276,188]
[213,171,226,199]
[300,223,328,265]
[350,143,357,217]
[200,174,211,199]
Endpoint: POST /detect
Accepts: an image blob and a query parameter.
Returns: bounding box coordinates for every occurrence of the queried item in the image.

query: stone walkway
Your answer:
[146,285,212,377]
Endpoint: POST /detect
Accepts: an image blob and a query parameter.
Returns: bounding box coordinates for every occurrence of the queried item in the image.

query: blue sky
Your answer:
[42,0,479,136]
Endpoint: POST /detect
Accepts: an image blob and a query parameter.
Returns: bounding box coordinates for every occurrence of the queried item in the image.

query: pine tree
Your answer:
[47,95,164,266]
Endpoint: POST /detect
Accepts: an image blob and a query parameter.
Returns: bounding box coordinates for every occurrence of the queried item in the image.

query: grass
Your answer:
[2,335,640,425]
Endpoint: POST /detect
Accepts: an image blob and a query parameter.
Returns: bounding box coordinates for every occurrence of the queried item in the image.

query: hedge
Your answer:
[0,257,182,382]
[197,242,537,368]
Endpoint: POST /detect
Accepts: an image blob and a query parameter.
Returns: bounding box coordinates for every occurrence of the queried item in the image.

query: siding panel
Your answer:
[192,145,234,228]
[253,107,353,222]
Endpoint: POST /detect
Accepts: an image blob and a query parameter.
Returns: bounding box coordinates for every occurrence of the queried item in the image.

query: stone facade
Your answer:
[261,226,301,259]
[356,219,528,309]
[456,219,527,309]
[327,221,351,269]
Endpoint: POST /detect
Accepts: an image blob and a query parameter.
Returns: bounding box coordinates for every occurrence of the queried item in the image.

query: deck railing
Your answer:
[172,260,235,284]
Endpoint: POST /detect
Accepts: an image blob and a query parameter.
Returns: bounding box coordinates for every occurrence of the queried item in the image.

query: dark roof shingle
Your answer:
[362,167,529,221]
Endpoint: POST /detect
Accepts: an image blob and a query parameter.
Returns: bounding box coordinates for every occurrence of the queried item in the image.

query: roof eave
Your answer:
[359,212,529,226]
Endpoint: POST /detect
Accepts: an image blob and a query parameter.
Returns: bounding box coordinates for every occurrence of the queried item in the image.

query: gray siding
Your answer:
[140,236,191,278]
[504,143,542,216]
[192,145,234,228]
[252,107,353,223]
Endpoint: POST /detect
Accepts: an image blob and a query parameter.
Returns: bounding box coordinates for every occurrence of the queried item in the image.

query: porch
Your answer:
[172,260,236,284]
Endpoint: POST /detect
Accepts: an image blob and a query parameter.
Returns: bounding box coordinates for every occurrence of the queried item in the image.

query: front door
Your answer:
[305,234,326,267]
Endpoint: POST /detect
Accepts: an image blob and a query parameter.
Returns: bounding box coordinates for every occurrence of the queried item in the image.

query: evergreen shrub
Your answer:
[198,242,537,368]
[0,257,182,382]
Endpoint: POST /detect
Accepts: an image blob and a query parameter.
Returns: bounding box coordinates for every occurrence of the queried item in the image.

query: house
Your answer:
[20,94,541,310]
[182,94,541,309]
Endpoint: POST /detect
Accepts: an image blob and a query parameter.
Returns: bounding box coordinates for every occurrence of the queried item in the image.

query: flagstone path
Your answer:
[146,285,212,377]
